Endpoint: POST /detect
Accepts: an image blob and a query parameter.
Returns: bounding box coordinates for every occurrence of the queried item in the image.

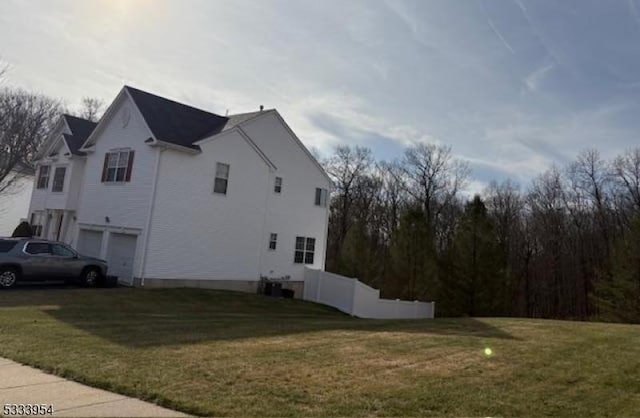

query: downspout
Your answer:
[321,189,330,271]
[257,165,273,281]
[139,147,165,286]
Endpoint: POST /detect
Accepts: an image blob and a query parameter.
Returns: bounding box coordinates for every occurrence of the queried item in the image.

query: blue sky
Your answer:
[1,0,640,192]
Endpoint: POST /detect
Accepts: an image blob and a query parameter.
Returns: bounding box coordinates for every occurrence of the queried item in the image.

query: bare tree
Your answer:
[324,146,374,257]
[77,97,104,122]
[401,143,470,229]
[0,87,61,196]
[613,148,640,212]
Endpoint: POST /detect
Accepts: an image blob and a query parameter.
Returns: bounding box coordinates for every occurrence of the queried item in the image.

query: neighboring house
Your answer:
[28,114,96,243]
[0,163,35,236]
[28,86,331,294]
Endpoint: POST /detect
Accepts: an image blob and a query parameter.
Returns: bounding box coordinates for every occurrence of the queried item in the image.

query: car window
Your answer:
[51,244,75,257]
[0,240,17,253]
[25,242,51,255]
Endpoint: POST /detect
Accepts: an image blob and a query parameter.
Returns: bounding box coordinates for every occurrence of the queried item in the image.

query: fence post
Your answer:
[315,270,322,301]
[351,279,358,316]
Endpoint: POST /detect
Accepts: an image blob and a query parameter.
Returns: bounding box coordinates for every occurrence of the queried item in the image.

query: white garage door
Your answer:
[107,233,138,283]
[77,229,103,258]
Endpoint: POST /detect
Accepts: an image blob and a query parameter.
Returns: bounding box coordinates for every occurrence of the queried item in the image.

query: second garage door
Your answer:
[107,233,138,283]
[77,229,103,258]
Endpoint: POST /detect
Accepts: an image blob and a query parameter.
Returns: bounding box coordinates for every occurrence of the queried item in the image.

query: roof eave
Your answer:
[149,139,201,154]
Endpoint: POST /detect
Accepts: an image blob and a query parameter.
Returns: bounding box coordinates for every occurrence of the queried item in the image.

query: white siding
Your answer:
[241,113,331,281]
[144,130,270,280]
[75,94,157,278]
[28,141,86,213]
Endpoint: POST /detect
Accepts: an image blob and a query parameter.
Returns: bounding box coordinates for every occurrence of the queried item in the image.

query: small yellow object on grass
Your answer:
[484,347,493,357]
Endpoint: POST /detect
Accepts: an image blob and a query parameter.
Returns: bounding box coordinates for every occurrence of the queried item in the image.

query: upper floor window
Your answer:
[52,167,66,193]
[294,236,315,264]
[269,233,278,250]
[101,150,135,183]
[274,177,282,194]
[214,162,230,194]
[36,166,50,190]
[315,188,328,207]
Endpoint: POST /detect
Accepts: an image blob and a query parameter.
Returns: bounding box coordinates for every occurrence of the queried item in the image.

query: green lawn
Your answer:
[0,288,639,416]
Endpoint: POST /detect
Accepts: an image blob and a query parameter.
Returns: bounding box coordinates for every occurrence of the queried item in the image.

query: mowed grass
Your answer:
[0,288,639,416]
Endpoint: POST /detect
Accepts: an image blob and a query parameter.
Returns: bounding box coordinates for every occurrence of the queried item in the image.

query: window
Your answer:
[214,162,230,194]
[269,233,277,250]
[274,177,282,194]
[51,244,75,257]
[294,236,315,264]
[102,150,134,183]
[25,242,51,255]
[315,188,328,207]
[52,167,66,192]
[0,241,17,253]
[37,166,50,189]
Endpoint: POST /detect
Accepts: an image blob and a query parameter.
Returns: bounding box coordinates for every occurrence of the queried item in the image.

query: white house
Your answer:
[28,86,332,295]
[28,114,96,243]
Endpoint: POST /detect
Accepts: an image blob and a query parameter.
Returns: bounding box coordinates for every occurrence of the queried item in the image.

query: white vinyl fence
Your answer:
[303,268,435,319]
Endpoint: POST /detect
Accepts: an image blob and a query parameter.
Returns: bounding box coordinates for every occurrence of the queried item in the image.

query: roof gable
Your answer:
[61,114,96,155]
[125,86,229,149]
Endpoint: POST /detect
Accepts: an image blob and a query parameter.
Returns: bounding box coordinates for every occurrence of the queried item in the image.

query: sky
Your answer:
[1,0,640,193]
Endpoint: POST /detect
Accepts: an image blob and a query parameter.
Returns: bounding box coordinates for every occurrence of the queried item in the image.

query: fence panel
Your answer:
[304,268,434,319]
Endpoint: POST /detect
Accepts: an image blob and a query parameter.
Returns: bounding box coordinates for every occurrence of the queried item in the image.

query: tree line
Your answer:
[322,144,640,323]
[2,70,638,323]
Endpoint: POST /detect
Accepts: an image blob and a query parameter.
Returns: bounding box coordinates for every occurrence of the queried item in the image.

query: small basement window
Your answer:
[274,177,282,194]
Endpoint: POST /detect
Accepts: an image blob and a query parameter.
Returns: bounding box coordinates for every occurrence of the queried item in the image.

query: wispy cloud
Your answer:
[523,62,554,92]
[486,17,515,54]
[2,0,640,188]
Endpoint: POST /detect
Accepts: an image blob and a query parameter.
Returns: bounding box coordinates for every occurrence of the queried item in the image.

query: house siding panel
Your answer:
[75,94,158,278]
[144,130,269,281]
[240,113,331,282]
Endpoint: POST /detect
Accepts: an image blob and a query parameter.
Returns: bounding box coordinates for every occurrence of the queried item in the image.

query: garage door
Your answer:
[107,233,137,283]
[77,229,103,258]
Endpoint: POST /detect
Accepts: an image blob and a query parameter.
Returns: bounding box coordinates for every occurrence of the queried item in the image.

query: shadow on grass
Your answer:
[0,287,517,347]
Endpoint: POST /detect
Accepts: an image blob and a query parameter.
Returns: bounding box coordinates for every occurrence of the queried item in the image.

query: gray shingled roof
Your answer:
[125,86,269,148]
[125,86,228,150]
[62,114,97,155]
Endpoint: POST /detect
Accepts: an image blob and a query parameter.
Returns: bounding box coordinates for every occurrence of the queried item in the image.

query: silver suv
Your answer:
[0,238,108,288]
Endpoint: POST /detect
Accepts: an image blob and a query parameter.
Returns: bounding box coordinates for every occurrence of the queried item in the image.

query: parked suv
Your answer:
[0,238,108,288]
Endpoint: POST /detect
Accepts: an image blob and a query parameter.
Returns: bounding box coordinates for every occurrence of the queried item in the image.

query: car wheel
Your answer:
[81,267,101,287]
[0,267,19,289]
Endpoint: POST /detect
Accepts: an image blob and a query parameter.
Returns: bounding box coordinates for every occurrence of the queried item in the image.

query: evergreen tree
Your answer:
[450,195,503,316]
[11,221,33,237]
[594,217,640,323]
[389,207,438,301]
[338,221,380,286]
